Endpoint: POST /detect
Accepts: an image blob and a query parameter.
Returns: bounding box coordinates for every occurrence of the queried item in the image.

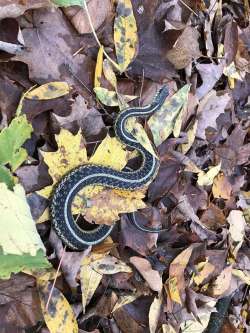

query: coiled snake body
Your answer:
[50,86,169,250]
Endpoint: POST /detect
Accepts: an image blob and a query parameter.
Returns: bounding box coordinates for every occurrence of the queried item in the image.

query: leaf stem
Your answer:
[82,0,120,72]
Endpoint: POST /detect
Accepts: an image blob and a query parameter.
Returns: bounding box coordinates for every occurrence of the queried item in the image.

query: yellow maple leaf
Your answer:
[38,129,146,225]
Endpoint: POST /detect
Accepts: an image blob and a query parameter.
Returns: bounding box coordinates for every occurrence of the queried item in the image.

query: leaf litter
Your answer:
[0,0,249,332]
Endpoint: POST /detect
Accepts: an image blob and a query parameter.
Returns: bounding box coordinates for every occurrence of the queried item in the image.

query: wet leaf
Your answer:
[0,183,50,279]
[148,84,190,146]
[25,82,70,100]
[114,0,138,72]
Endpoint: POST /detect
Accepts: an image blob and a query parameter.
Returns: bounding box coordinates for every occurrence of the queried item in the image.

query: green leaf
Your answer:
[114,0,138,72]
[0,115,32,171]
[0,183,50,279]
[0,249,50,280]
[148,84,191,146]
[52,0,84,6]
[0,165,14,189]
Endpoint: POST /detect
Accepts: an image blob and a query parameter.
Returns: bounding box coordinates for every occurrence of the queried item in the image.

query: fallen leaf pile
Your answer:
[0,0,249,332]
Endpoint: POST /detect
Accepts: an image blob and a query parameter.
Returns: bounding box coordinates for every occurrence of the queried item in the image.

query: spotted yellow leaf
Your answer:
[37,278,78,333]
[94,46,104,88]
[148,84,190,146]
[94,87,137,106]
[114,0,138,72]
[103,59,118,89]
[25,82,70,100]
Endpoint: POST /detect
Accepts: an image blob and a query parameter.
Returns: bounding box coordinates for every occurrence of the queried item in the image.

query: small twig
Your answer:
[139,68,145,107]
[45,245,66,312]
[178,0,198,17]
[82,0,120,72]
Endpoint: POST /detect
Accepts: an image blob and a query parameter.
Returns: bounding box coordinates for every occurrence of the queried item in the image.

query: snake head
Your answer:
[152,85,169,107]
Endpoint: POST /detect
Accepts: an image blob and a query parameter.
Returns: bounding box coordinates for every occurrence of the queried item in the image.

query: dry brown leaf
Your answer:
[212,173,232,200]
[90,255,132,275]
[63,0,111,34]
[130,256,162,292]
[166,26,201,69]
[0,0,51,19]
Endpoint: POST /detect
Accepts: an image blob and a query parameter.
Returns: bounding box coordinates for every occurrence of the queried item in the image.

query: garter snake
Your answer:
[50,86,169,250]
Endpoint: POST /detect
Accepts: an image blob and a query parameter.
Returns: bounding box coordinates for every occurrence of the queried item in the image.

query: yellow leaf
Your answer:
[173,107,184,138]
[37,278,78,333]
[180,120,198,154]
[79,187,146,225]
[197,162,221,186]
[125,118,158,158]
[114,0,138,72]
[149,293,163,333]
[94,87,137,106]
[25,82,70,100]
[103,59,118,89]
[233,269,250,285]
[38,129,146,226]
[94,46,104,87]
[112,295,137,313]
[0,183,46,256]
[148,84,190,146]
[41,129,87,186]
[167,277,182,304]
[80,240,112,313]
[193,261,215,286]
[89,135,127,169]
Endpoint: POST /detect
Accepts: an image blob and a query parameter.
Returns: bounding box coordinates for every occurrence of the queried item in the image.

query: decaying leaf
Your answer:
[0,183,50,279]
[37,278,78,333]
[25,82,70,100]
[148,84,190,146]
[114,0,138,72]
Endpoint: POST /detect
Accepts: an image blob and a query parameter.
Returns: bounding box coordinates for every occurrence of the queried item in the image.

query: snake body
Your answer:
[50,86,169,250]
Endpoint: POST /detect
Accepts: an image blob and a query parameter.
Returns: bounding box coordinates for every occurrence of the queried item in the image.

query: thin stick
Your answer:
[45,245,66,312]
[179,0,198,17]
[83,0,120,72]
